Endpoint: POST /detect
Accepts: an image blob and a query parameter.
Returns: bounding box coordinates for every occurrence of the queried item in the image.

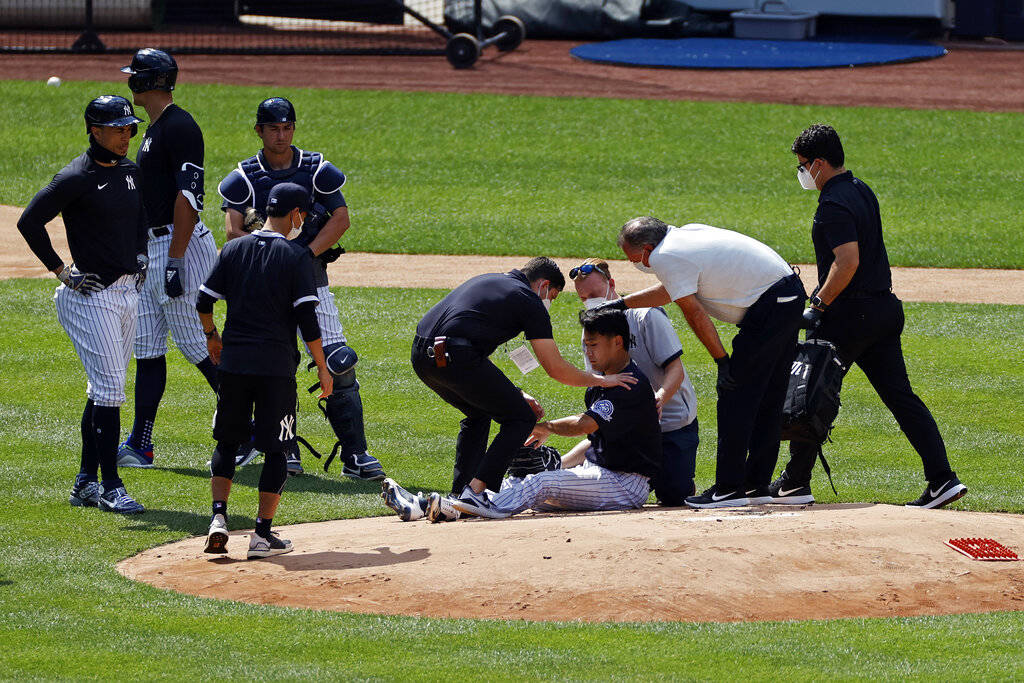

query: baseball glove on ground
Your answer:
[507,444,561,479]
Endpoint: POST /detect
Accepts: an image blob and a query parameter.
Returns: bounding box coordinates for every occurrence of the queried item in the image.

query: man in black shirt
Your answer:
[386,257,636,521]
[197,183,332,559]
[773,124,967,509]
[423,308,661,521]
[117,48,221,469]
[17,95,148,514]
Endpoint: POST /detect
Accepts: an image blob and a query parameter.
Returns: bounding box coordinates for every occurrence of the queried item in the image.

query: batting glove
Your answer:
[57,264,104,295]
[165,256,184,298]
[135,253,149,290]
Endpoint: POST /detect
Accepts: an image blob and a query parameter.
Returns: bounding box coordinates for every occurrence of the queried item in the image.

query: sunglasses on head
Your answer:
[569,263,608,280]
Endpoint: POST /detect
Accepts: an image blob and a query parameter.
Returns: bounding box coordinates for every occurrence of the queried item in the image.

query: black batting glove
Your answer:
[715,355,738,393]
[58,264,104,295]
[595,298,628,312]
[164,256,184,298]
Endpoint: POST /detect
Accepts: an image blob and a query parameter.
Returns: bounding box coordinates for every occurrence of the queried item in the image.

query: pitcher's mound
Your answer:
[118,504,1024,622]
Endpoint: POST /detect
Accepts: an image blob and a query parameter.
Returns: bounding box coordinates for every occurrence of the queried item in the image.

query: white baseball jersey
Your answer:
[55,275,139,407]
[650,223,793,324]
[135,221,217,363]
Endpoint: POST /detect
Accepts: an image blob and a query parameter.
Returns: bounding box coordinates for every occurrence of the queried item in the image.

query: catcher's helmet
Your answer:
[256,97,296,125]
[121,48,177,93]
[84,95,143,137]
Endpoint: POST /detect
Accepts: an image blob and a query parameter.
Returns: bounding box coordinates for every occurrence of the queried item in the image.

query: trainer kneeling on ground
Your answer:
[773,123,966,509]
[609,216,806,509]
[198,183,332,559]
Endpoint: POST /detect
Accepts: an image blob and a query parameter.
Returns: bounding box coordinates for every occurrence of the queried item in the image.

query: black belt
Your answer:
[413,334,474,349]
[150,226,171,237]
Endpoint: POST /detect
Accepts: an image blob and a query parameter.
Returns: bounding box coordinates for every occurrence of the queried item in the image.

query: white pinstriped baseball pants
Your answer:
[55,275,138,407]
[135,222,217,363]
[494,457,651,516]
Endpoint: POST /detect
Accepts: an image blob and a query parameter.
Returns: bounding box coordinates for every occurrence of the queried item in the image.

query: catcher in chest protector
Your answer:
[381,308,663,522]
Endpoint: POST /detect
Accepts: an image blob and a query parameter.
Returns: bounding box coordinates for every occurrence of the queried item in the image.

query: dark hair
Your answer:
[618,216,669,249]
[792,124,845,168]
[579,308,631,350]
[521,256,566,291]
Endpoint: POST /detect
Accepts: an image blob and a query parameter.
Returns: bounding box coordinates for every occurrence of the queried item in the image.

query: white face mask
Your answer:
[633,261,654,274]
[582,282,612,309]
[797,163,819,191]
[540,284,552,312]
[286,212,302,240]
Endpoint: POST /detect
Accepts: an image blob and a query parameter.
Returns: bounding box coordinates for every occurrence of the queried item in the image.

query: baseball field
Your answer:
[1,44,1023,679]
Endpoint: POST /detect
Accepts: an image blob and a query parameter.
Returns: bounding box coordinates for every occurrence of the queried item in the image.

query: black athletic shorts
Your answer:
[213,371,297,453]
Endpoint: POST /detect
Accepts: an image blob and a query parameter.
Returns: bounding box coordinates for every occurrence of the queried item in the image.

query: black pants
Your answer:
[783,292,953,486]
[411,339,537,493]
[716,274,806,491]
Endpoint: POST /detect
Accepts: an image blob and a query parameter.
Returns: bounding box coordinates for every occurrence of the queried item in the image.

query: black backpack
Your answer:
[781,338,845,493]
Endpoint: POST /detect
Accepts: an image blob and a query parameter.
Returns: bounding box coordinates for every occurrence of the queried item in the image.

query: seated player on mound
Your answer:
[381,308,663,522]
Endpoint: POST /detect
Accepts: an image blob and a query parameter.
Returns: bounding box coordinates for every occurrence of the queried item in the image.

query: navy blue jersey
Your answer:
[416,270,554,356]
[136,103,204,226]
[812,171,892,298]
[200,229,318,377]
[17,150,147,285]
[584,360,663,478]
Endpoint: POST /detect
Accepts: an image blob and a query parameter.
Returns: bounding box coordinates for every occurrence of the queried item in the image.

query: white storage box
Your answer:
[732,1,818,40]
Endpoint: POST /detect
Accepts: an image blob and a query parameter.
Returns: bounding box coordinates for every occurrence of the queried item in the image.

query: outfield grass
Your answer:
[1,80,1023,268]
[1,277,1022,679]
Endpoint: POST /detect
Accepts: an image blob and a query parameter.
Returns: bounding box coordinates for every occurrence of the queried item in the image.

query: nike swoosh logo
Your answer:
[97,183,108,190]
[711,491,736,501]
[929,483,950,497]
[778,487,803,496]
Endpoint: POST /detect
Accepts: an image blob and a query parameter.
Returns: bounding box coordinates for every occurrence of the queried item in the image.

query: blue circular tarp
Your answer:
[570,37,947,70]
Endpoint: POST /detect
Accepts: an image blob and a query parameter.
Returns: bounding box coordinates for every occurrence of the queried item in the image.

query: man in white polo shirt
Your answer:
[604,216,805,508]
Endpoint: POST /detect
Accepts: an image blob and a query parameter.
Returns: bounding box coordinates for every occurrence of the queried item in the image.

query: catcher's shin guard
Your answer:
[324,380,368,456]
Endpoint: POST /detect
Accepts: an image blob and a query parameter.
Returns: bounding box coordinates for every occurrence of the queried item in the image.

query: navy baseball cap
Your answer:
[266,182,311,217]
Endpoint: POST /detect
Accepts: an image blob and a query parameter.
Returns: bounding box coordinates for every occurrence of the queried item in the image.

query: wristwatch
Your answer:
[809,295,828,311]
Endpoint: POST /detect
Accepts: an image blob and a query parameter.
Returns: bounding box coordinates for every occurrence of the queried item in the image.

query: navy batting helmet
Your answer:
[121,48,177,93]
[256,97,296,125]
[84,96,143,137]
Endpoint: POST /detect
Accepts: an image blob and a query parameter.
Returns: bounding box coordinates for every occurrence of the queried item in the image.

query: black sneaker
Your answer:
[745,486,772,505]
[905,475,967,509]
[768,475,815,505]
[285,446,304,476]
[685,485,750,509]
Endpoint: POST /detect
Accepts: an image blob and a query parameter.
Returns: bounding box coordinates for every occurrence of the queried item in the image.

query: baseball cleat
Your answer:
[69,479,101,507]
[98,485,145,514]
[285,448,304,476]
[381,478,428,521]
[451,486,505,519]
[117,440,154,468]
[247,531,293,559]
[768,475,815,505]
[427,492,461,523]
[684,485,750,509]
[204,514,229,554]
[342,452,386,481]
[905,476,967,509]
[745,486,773,506]
[234,443,260,468]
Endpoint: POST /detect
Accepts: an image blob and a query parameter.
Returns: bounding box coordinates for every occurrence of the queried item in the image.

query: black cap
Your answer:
[256,97,296,125]
[266,183,311,217]
[121,48,177,93]
[84,95,143,137]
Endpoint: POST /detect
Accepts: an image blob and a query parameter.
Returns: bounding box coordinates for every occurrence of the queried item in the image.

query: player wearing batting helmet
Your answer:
[116,48,222,470]
[17,95,148,514]
[217,97,385,480]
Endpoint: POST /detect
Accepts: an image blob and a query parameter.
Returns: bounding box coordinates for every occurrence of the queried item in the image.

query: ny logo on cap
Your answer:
[123,105,132,116]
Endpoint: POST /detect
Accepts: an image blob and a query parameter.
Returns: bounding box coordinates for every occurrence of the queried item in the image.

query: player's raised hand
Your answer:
[57,264,104,295]
[317,364,333,399]
[596,372,637,390]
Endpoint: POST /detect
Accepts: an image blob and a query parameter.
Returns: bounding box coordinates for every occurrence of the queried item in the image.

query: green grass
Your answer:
[1,277,1022,679]
[1,80,1023,268]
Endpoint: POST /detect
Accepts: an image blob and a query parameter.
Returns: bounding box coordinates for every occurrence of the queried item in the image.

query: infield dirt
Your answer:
[119,503,1024,623]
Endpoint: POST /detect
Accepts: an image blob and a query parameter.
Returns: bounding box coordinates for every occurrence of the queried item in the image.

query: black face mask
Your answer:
[87,134,125,165]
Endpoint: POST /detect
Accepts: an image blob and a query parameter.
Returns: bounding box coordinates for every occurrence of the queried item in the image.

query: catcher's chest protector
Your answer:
[241,150,322,219]
[781,339,845,444]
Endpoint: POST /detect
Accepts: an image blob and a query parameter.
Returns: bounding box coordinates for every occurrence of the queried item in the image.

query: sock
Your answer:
[93,405,123,491]
[212,500,227,519]
[130,356,166,450]
[78,400,98,482]
[255,516,272,538]
[196,357,219,392]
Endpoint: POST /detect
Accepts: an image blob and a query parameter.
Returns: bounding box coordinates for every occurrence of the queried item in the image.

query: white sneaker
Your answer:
[204,514,229,554]
[247,531,293,559]
[451,486,505,519]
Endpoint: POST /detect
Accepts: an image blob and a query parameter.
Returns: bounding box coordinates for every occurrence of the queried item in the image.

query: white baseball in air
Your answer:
[46,76,62,87]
